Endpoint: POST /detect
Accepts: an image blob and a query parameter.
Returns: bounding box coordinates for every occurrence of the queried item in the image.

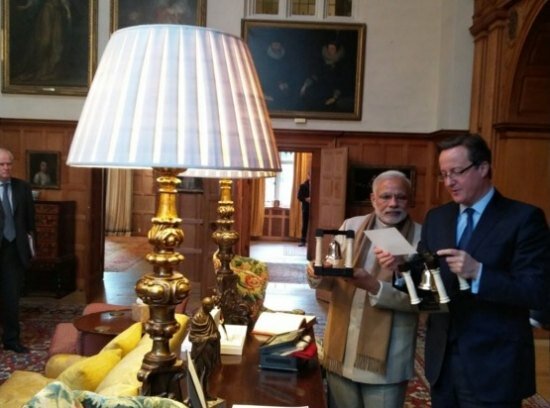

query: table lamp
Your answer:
[67,24,280,398]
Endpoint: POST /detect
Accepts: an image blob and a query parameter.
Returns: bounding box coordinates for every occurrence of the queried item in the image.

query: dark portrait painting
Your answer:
[111,0,207,31]
[242,20,366,120]
[2,0,97,95]
[27,151,60,189]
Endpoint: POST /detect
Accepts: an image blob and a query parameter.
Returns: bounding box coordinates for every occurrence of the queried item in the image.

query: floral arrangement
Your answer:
[230,255,269,302]
[212,252,269,320]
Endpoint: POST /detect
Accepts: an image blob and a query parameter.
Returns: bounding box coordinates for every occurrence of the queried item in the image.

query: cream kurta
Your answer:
[310,214,421,384]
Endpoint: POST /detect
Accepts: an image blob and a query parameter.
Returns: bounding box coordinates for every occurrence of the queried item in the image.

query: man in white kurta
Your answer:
[308,170,421,408]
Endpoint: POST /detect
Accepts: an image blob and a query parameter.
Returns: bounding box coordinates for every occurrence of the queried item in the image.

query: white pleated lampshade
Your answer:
[67,24,280,178]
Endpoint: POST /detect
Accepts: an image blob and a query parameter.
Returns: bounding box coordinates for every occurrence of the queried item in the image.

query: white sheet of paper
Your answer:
[364,228,417,255]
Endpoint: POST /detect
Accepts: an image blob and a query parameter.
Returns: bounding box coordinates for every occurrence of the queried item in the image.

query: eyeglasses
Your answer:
[376,193,408,203]
[438,163,476,181]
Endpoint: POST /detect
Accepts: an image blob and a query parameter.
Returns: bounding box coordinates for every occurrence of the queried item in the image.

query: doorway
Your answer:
[250,151,312,260]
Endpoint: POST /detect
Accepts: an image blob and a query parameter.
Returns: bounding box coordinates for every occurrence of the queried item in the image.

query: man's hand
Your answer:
[306,261,316,278]
[350,268,381,295]
[437,248,480,280]
[373,247,400,270]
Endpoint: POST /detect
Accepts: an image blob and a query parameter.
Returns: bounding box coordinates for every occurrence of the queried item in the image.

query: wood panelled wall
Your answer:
[338,133,436,223]
[471,0,550,221]
[261,207,291,240]
[0,120,458,300]
[0,118,99,300]
[2,118,548,300]
[275,129,460,230]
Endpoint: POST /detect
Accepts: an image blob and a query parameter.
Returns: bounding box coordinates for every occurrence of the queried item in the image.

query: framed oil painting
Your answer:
[242,20,366,120]
[348,165,416,206]
[27,151,61,189]
[1,0,97,96]
[111,0,207,31]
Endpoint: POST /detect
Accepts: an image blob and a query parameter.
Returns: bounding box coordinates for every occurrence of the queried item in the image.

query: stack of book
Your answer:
[252,311,318,372]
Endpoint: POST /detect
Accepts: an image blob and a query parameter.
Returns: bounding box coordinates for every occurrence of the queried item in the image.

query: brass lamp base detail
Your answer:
[212,179,251,327]
[135,168,191,399]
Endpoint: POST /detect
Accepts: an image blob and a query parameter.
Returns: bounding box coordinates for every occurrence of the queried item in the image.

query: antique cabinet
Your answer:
[26,200,76,298]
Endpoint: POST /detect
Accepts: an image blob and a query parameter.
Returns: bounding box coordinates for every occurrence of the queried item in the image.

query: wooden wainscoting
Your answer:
[260,206,291,241]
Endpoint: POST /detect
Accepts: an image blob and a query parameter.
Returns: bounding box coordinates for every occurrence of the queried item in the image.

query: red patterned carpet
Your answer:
[406,328,549,408]
[0,300,84,385]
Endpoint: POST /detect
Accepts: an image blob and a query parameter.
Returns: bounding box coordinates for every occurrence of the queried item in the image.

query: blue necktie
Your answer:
[2,182,16,241]
[458,208,475,249]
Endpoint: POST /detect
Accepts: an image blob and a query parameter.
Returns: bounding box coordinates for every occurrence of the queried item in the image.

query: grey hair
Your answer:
[371,170,411,194]
[0,148,14,161]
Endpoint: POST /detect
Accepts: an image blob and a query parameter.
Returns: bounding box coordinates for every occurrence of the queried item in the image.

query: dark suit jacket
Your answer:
[297,180,310,211]
[419,190,550,403]
[0,177,35,268]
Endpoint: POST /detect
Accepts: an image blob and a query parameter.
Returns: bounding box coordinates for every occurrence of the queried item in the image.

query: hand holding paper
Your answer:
[364,228,417,255]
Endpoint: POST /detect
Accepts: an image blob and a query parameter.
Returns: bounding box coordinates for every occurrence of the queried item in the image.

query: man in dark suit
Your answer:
[419,133,550,407]
[0,147,36,353]
[297,172,310,247]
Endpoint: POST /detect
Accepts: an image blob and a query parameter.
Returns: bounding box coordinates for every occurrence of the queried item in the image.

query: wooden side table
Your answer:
[73,309,135,356]
[208,328,327,407]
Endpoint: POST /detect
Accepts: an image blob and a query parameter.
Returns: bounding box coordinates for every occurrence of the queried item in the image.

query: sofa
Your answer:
[48,303,129,357]
[48,300,189,358]
[0,313,190,408]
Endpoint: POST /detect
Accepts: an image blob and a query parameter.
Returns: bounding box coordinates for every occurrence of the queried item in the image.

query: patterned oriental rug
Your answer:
[0,300,84,385]
[408,329,549,408]
[265,262,308,284]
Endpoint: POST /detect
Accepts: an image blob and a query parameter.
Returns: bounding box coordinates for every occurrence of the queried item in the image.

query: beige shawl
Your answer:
[322,214,415,375]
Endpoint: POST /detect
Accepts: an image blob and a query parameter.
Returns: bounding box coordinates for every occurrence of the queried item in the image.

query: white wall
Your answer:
[437,0,474,130]
[0,0,473,133]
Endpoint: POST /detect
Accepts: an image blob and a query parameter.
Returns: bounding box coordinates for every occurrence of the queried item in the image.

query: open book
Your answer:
[252,311,316,337]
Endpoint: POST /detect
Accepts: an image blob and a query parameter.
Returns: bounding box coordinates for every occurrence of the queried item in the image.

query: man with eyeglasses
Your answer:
[418,133,550,407]
[307,170,421,408]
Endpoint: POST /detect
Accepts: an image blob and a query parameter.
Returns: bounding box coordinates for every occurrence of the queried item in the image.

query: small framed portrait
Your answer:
[111,0,207,32]
[1,0,97,96]
[27,151,61,189]
[348,165,416,206]
[242,20,366,120]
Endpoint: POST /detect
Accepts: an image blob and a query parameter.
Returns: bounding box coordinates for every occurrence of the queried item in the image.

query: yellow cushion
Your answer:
[96,314,190,397]
[0,371,53,408]
[95,341,151,396]
[101,321,143,357]
[44,354,87,378]
[171,314,190,351]
[57,348,122,391]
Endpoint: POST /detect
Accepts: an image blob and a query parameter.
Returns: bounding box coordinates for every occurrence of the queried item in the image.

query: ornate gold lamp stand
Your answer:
[212,179,251,326]
[135,168,191,398]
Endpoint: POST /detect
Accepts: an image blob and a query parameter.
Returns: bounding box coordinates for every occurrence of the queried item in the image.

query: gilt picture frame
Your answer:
[111,0,207,31]
[27,150,61,190]
[1,0,97,96]
[242,20,366,120]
